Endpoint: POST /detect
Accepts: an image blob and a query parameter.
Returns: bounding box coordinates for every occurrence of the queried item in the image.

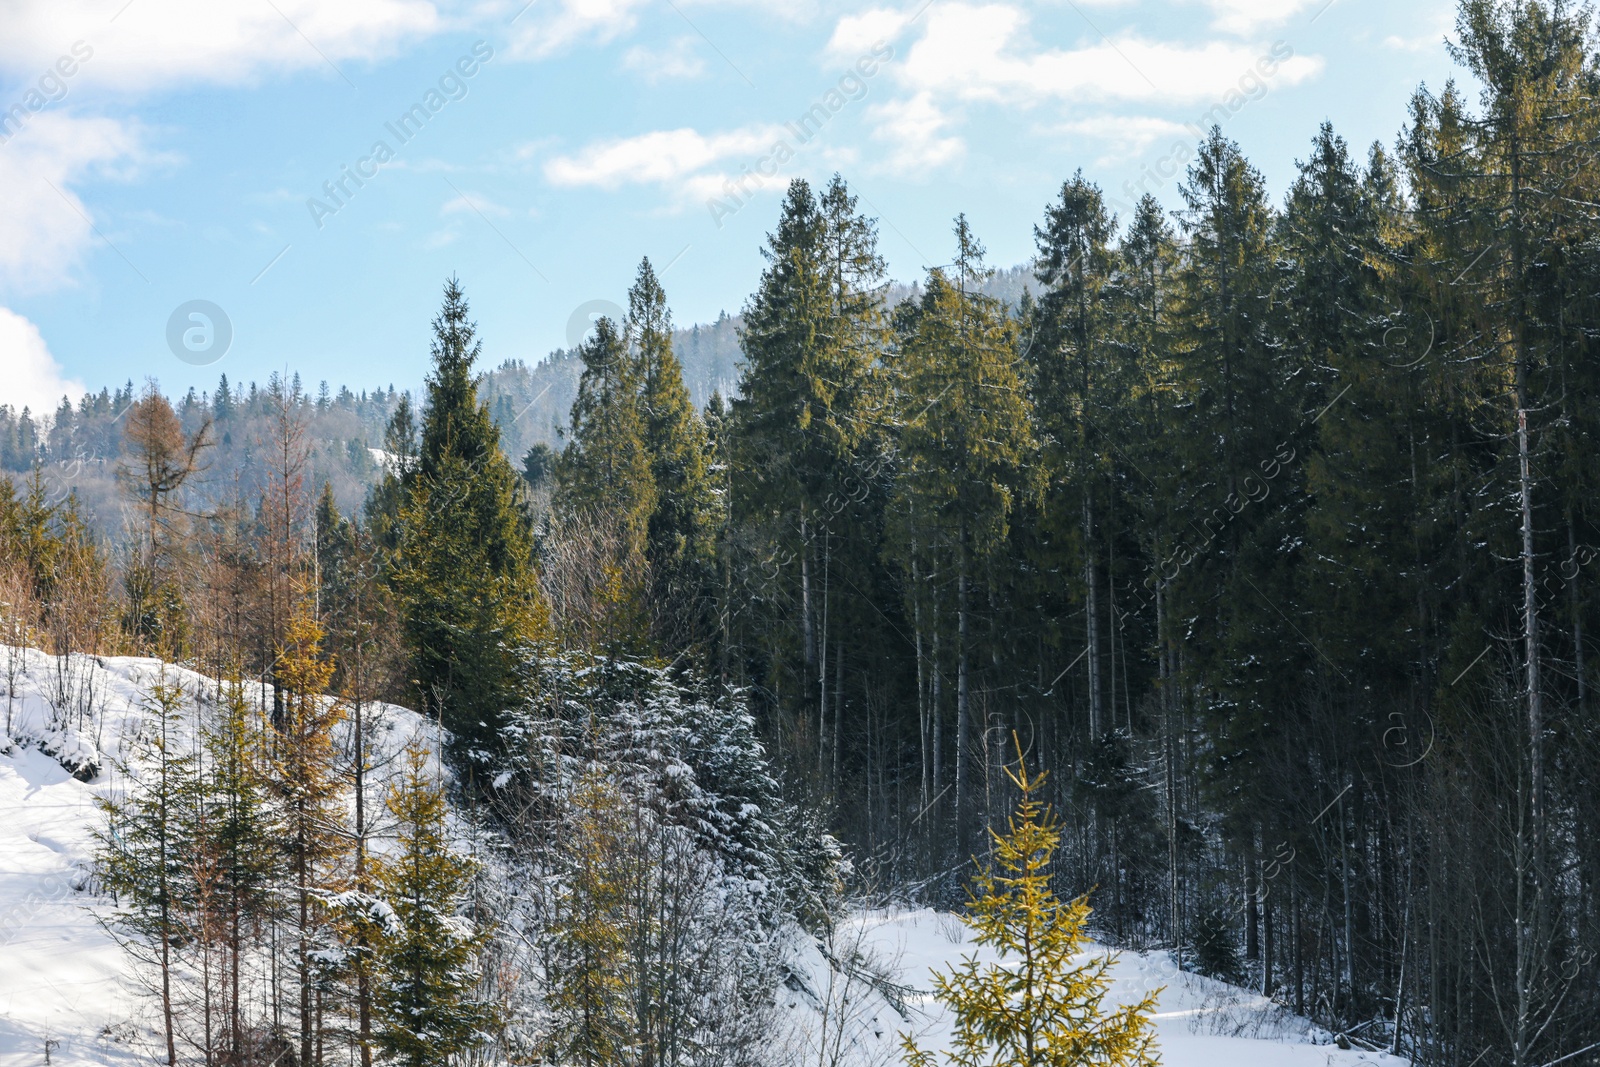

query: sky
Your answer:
[0,0,1463,414]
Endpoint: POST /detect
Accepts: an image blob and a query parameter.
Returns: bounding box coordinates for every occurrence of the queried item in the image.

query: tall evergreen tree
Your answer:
[1030,172,1122,740]
[731,175,893,788]
[889,216,1040,861]
[200,679,278,1064]
[552,314,657,652]
[626,258,717,657]
[393,279,546,758]
[97,676,200,1067]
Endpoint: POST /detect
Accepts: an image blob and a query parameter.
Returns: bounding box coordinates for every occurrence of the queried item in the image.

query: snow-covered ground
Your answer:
[777,909,1409,1066]
[0,647,434,1067]
[0,647,1407,1066]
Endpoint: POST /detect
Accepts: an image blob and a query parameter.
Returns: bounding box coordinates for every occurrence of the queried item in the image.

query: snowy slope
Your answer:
[776,909,1409,1067]
[0,647,436,1067]
[0,647,1406,1066]
[0,742,143,1067]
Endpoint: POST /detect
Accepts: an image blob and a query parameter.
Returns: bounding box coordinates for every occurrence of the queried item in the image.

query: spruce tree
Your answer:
[393,279,545,757]
[365,393,418,554]
[627,257,717,657]
[97,676,200,1067]
[552,314,657,651]
[888,216,1039,858]
[199,679,278,1063]
[1030,172,1123,739]
[732,175,892,784]
[902,743,1160,1067]
[1169,129,1299,894]
[371,742,495,1067]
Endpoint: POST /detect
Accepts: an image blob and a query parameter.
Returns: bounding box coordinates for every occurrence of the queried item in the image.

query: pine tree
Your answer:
[371,742,494,1067]
[903,742,1160,1067]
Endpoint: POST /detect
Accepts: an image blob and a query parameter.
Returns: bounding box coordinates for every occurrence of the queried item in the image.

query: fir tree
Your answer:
[393,279,546,758]
[97,675,201,1066]
[371,742,495,1067]
[902,743,1160,1067]
[627,257,717,657]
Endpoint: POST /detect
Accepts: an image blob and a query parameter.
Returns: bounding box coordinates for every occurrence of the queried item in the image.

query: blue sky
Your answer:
[0,0,1461,413]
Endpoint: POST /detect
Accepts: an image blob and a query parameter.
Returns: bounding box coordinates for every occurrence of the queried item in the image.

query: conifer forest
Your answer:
[8,2,1600,1065]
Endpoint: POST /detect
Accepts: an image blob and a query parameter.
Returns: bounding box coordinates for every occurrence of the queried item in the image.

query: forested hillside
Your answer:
[4,3,1600,1064]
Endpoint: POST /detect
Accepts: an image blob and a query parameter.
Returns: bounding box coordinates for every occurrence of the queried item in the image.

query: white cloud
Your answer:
[0,0,443,92]
[866,92,962,172]
[442,190,512,216]
[506,0,649,60]
[1060,115,1191,165]
[0,307,84,416]
[836,2,1322,177]
[1203,0,1320,35]
[544,125,784,189]
[622,38,707,81]
[680,167,785,208]
[824,8,911,60]
[0,111,144,292]
[893,3,1322,106]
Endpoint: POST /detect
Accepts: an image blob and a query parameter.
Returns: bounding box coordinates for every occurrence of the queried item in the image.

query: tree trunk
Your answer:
[833,638,843,787]
[1159,579,1181,964]
[161,918,176,1066]
[956,535,971,859]
[800,514,816,707]
[913,553,929,814]
[1245,846,1260,963]
[1569,519,1585,717]
[1084,492,1102,738]
[355,693,373,1067]
[299,806,313,1067]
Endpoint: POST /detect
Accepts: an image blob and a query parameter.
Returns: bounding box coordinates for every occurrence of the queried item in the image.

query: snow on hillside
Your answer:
[776,909,1409,1066]
[0,647,436,1067]
[0,647,1406,1067]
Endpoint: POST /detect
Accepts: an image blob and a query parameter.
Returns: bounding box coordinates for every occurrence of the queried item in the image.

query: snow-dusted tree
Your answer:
[271,597,351,1066]
[543,769,634,1066]
[370,741,496,1067]
[198,677,279,1062]
[96,675,200,1067]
